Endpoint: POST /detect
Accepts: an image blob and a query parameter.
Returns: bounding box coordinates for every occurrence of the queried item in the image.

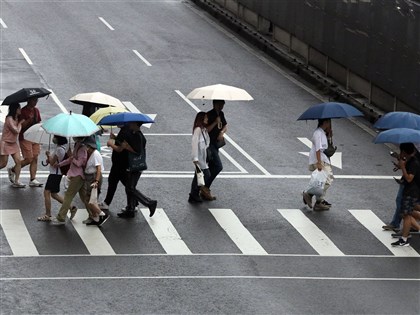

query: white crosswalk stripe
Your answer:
[278,209,345,256]
[0,210,39,256]
[140,208,192,255]
[209,208,268,255]
[349,209,420,257]
[68,210,116,256]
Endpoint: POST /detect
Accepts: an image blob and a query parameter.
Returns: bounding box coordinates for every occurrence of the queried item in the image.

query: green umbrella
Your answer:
[41,112,99,137]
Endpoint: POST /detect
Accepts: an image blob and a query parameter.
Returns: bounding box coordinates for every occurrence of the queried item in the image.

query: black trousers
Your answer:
[104,165,127,206]
[125,171,154,212]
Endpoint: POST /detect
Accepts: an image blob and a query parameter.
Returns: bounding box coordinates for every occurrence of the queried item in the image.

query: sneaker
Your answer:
[86,219,100,226]
[7,167,15,183]
[69,206,78,220]
[29,179,43,187]
[82,218,93,224]
[12,182,26,188]
[391,238,410,247]
[302,191,313,208]
[98,214,110,226]
[98,202,109,210]
[382,224,398,231]
[391,232,412,239]
[313,202,330,211]
[321,200,332,207]
[148,200,157,217]
[117,210,135,218]
[51,217,66,225]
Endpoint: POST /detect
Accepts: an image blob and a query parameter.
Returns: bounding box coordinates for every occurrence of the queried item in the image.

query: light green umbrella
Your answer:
[41,112,99,137]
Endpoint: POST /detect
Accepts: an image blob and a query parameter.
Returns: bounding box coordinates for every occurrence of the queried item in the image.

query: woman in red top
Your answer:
[0,103,25,187]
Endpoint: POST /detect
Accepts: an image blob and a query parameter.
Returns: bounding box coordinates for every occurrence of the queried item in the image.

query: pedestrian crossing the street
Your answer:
[0,208,419,257]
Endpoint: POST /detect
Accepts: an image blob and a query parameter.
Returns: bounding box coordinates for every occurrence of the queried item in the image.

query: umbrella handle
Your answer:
[41,160,49,167]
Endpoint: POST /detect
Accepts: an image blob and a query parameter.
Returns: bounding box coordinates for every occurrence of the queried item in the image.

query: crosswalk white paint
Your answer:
[349,210,420,257]
[209,208,268,255]
[278,209,345,256]
[140,208,192,255]
[0,210,39,256]
[68,210,116,256]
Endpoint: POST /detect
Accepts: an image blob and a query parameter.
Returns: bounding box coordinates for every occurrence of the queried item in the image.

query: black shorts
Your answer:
[400,196,420,216]
[45,174,63,193]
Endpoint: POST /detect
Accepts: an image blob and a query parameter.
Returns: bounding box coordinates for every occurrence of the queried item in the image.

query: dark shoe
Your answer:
[86,219,100,226]
[313,202,330,211]
[391,238,410,247]
[200,186,216,201]
[98,214,110,226]
[148,200,157,217]
[188,194,203,203]
[117,210,135,218]
[382,224,398,231]
[321,200,332,207]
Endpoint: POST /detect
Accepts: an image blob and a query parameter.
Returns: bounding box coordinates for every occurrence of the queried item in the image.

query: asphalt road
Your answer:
[0,0,419,314]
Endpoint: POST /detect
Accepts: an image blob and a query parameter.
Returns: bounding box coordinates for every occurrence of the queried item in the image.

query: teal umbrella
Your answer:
[42,112,99,137]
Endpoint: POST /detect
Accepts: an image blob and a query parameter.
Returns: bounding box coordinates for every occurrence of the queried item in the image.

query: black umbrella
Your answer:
[1,88,51,105]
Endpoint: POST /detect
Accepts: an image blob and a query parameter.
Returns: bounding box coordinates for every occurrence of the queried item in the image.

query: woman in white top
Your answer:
[302,118,334,211]
[38,135,76,221]
[189,112,211,203]
[82,137,108,226]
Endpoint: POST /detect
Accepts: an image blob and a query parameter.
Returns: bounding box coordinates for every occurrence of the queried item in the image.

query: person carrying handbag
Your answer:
[189,112,212,203]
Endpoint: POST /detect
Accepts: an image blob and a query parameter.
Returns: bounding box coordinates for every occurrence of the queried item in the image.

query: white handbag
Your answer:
[195,164,205,187]
[89,187,98,205]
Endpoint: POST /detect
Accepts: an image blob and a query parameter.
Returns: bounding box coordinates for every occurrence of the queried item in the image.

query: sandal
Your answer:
[37,214,52,222]
[69,206,78,220]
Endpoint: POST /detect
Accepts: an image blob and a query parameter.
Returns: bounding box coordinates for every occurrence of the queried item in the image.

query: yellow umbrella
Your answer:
[90,106,128,123]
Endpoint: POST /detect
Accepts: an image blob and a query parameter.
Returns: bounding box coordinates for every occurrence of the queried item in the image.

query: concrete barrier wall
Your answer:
[206,0,420,112]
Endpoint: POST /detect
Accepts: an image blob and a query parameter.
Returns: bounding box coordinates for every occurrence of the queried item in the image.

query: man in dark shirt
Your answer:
[107,122,157,218]
[205,100,228,200]
[391,142,420,246]
[99,126,129,211]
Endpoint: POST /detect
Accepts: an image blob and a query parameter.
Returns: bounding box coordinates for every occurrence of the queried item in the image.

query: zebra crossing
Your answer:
[0,208,419,257]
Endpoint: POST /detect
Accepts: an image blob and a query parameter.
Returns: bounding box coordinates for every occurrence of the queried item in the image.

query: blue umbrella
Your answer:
[374,112,420,130]
[374,128,420,144]
[42,112,100,137]
[297,102,363,120]
[97,112,155,126]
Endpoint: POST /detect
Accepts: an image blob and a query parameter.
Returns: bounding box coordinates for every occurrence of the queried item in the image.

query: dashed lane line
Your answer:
[0,18,7,28]
[133,50,152,67]
[18,48,33,65]
[98,17,115,31]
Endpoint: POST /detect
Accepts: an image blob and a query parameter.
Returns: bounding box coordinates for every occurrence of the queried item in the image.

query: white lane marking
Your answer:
[140,208,192,255]
[122,101,156,128]
[0,210,39,256]
[19,48,33,65]
[278,209,345,256]
[298,137,343,169]
[218,148,248,173]
[49,90,69,113]
[1,275,419,281]
[209,208,268,255]
[349,210,420,257]
[133,50,152,67]
[175,90,266,174]
[68,210,116,256]
[98,17,114,30]
[0,18,8,29]
[0,172,399,179]
[0,105,8,123]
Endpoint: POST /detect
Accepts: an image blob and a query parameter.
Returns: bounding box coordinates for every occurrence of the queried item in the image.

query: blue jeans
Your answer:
[207,145,223,188]
[390,184,404,227]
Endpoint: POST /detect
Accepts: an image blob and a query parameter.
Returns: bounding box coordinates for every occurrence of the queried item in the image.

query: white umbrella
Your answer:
[69,92,125,108]
[186,84,253,101]
[23,123,51,144]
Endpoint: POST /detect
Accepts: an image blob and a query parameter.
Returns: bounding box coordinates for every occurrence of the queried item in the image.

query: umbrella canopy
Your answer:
[186,84,253,101]
[374,112,420,130]
[98,112,155,126]
[69,92,125,108]
[1,88,51,105]
[23,123,51,144]
[297,102,363,120]
[42,112,100,137]
[90,107,128,125]
[374,128,420,144]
